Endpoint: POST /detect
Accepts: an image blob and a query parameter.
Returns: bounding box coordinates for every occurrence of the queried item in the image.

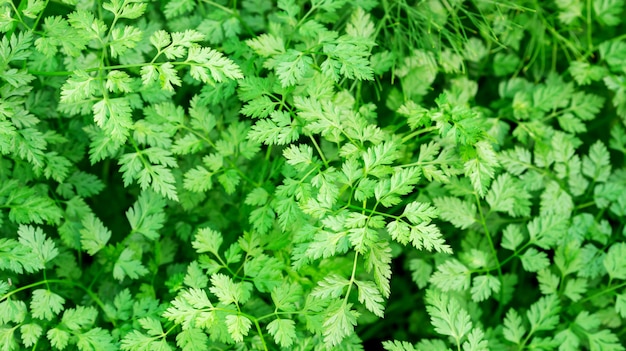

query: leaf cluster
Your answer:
[1,0,626,350]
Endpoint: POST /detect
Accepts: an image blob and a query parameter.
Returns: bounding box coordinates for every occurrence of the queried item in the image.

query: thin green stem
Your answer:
[257,310,305,321]
[575,281,626,306]
[474,193,505,316]
[343,252,360,306]
[252,318,269,351]
[586,0,593,52]
[310,136,329,168]
[344,204,401,220]
[1,279,117,327]
[5,0,30,38]
[401,126,439,144]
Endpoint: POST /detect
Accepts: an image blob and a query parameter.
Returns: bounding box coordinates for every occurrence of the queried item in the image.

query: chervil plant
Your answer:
[1,0,626,350]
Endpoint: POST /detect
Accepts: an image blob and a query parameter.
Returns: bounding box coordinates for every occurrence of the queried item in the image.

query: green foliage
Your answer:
[1,0,626,350]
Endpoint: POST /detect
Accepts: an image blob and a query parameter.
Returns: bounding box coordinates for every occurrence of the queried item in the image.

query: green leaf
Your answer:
[103,0,146,18]
[80,213,111,255]
[66,171,105,197]
[0,31,33,63]
[520,248,550,272]
[47,328,70,350]
[540,181,574,217]
[323,42,374,81]
[429,259,471,292]
[186,46,244,83]
[283,144,315,170]
[425,289,472,343]
[0,299,27,325]
[149,30,171,49]
[245,187,270,206]
[60,70,95,103]
[397,101,430,130]
[17,225,58,267]
[558,113,587,134]
[225,314,252,343]
[183,261,209,289]
[217,170,241,194]
[493,53,521,76]
[43,152,72,182]
[382,340,417,351]
[126,190,166,241]
[109,25,142,58]
[554,0,582,24]
[76,328,117,351]
[192,227,223,255]
[594,0,624,26]
[365,241,391,298]
[470,275,500,302]
[157,62,182,91]
[503,309,526,344]
[163,288,214,329]
[346,6,376,41]
[355,280,385,317]
[183,166,213,193]
[107,289,133,321]
[403,201,438,224]
[246,34,285,57]
[604,243,626,280]
[138,317,164,336]
[464,141,499,196]
[555,329,580,351]
[322,300,359,346]
[375,167,421,207]
[30,289,65,320]
[20,323,43,348]
[248,111,299,145]
[7,188,63,225]
[610,124,626,153]
[119,148,179,201]
[348,226,379,254]
[463,37,488,62]
[0,240,37,274]
[527,215,569,249]
[176,328,207,351]
[209,273,252,305]
[274,50,313,87]
[409,259,432,289]
[501,224,524,251]
[311,274,350,299]
[486,173,531,217]
[526,294,560,332]
[409,222,451,253]
[433,197,476,229]
[462,328,489,351]
[163,0,195,18]
[121,331,169,351]
[62,306,98,331]
[537,268,560,295]
[243,254,283,293]
[271,282,303,311]
[266,318,296,348]
[113,248,149,281]
[615,293,626,318]
[571,92,605,120]
[563,277,587,301]
[569,61,608,85]
[241,96,277,119]
[588,330,625,351]
[582,141,611,182]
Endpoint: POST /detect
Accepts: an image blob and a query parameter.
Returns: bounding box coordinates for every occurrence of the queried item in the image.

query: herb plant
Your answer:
[1,0,626,350]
